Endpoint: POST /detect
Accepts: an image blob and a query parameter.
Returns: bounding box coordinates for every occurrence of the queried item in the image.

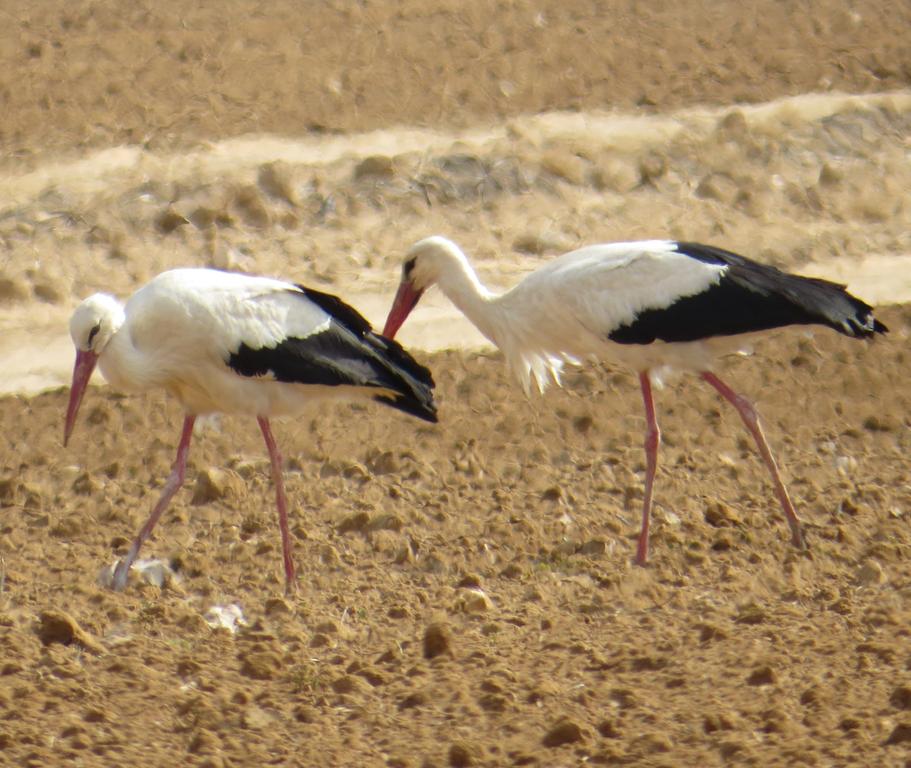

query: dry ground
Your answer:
[1,2,910,766]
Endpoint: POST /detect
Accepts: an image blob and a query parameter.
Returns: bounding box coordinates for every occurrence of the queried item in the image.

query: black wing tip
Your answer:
[848,307,888,338]
[373,394,439,423]
[369,332,437,389]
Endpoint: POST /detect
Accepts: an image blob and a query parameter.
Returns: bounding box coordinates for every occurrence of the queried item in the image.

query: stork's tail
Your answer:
[799,275,888,338]
[367,333,438,423]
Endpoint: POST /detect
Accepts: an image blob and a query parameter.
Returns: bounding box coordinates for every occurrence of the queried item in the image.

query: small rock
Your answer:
[499,562,525,579]
[353,155,396,180]
[33,281,63,303]
[540,150,587,185]
[835,456,858,477]
[746,666,776,686]
[591,158,639,193]
[573,415,594,434]
[188,729,220,754]
[698,623,727,643]
[448,742,478,767]
[50,514,85,538]
[365,450,399,475]
[243,705,273,730]
[0,477,20,505]
[83,708,108,723]
[366,513,404,532]
[640,733,673,753]
[72,472,100,495]
[423,622,452,659]
[257,161,298,205]
[578,539,606,557]
[684,549,707,565]
[293,704,316,723]
[718,739,747,760]
[232,186,271,228]
[314,619,341,635]
[704,502,740,528]
[695,173,739,204]
[398,690,428,710]
[457,588,493,614]
[715,109,749,138]
[35,611,104,654]
[264,597,290,616]
[319,544,341,567]
[735,603,766,625]
[839,716,861,732]
[320,460,369,480]
[203,604,246,634]
[513,232,570,256]
[0,276,29,302]
[702,713,736,733]
[818,163,843,186]
[330,674,372,695]
[155,208,189,234]
[638,152,667,184]
[337,511,370,534]
[543,718,585,747]
[133,558,176,588]
[456,573,483,590]
[884,722,911,746]
[890,686,911,710]
[863,414,898,432]
[188,206,228,230]
[239,651,282,681]
[191,468,241,505]
[856,560,885,586]
[541,486,562,502]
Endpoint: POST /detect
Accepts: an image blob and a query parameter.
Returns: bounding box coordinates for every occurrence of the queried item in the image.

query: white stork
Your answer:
[383,236,887,565]
[66,267,437,592]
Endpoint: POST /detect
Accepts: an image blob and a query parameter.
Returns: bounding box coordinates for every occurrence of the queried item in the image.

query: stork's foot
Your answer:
[283,576,298,597]
[789,523,808,552]
[110,559,131,591]
[634,534,650,567]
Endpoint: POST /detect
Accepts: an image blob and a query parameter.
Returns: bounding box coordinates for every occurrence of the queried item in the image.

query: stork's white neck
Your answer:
[97,334,141,392]
[432,250,506,347]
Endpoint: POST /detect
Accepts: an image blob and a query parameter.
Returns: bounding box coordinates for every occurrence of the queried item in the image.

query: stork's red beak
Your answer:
[382,281,424,340]
[64,349,98,446]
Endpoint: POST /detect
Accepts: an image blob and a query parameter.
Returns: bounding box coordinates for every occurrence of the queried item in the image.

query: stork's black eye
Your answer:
[87,323,101,346]
[403,257,417,278]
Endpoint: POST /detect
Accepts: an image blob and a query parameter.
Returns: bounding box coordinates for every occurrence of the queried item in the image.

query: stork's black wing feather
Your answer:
[228,287,437,423]
[608,242,887,345]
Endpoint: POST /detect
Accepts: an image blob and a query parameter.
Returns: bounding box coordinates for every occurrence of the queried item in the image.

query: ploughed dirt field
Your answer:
[1,2,911,766]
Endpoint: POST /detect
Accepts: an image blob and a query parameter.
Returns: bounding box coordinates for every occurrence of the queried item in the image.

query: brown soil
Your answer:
[1,2,911,767]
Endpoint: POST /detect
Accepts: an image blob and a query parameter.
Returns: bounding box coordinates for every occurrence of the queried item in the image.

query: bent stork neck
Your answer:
[435,255,505,346]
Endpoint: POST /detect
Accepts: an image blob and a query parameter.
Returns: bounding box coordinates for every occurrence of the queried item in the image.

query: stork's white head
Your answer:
[65,293,125,446]
[383,236,469,339]
[69,293,124,353]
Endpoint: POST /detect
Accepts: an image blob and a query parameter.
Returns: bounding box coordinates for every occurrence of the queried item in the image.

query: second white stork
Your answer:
[383,236,887,565]
[66,267,437,592]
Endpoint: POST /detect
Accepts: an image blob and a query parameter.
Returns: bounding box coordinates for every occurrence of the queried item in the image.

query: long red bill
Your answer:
[64,349,99,446]
[382,281,423,340]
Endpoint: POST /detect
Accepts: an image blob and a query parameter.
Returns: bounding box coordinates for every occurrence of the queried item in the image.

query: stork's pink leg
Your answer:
[257,417,297,593]
[111,415,196,591]
[701,372,806,550]
[636,371,660,566]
